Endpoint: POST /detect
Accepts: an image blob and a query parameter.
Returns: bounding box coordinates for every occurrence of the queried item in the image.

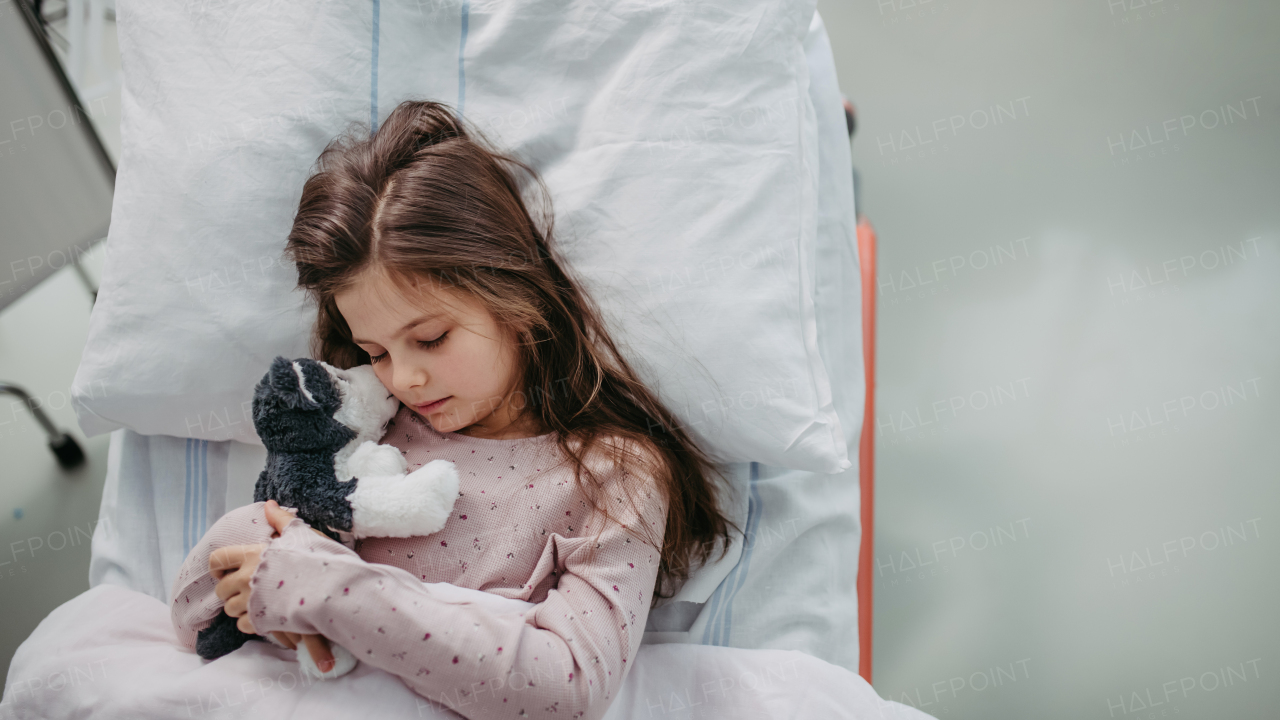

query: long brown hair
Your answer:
[283,99,740,605]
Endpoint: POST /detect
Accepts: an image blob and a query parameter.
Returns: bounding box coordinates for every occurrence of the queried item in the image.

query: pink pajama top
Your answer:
[170,405,669,720]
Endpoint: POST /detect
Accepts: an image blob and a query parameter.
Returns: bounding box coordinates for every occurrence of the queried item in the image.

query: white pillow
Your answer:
[642,11,865,673]
[71,0,850,473]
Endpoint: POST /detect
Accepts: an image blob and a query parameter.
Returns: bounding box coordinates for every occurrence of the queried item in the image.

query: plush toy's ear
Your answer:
[257,355,320,412]
[294,357,344,412]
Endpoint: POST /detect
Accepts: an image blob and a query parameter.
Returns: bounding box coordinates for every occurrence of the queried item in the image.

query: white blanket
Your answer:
[2,584,931,720]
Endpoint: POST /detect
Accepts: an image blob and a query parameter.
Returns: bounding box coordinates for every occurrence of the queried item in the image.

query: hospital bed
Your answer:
[2,2,920,717]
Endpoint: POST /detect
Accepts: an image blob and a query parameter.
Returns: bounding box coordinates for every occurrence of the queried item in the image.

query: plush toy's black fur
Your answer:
[196,610,253,659]
[196,356,372,660]
[250,356,360,543]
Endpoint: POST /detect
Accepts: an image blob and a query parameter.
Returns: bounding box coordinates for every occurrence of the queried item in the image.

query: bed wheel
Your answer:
[49,432,85,469]
[0,383,88,469]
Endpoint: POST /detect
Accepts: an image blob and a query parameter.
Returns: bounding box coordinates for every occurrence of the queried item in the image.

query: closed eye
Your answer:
[367,332,448,365]
[418,331,448,350]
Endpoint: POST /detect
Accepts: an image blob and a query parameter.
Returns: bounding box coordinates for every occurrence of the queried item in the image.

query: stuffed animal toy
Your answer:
[195,356,460,679]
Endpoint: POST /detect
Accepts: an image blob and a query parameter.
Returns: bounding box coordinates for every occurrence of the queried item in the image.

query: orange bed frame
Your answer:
[856,214,877,685]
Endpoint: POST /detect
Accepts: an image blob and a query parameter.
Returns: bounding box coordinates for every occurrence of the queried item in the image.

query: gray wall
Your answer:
[818,0,1278,718]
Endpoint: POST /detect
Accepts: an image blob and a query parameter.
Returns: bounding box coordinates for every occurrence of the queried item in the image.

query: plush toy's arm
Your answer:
[253,442,458,543]
[342,445,461,539]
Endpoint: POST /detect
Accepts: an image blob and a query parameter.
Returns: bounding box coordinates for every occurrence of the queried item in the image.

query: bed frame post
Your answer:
[856,215,877,685]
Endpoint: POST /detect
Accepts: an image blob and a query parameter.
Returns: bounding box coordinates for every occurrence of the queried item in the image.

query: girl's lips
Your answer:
[417,397,451,413]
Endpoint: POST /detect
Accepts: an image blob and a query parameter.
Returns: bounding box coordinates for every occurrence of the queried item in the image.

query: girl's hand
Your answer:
[209,542,267,633]
[208,499,336,672]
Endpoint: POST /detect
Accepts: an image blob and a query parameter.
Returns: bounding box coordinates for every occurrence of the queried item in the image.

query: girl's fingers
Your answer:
[236,614,257,635]
[224,592,248,618]
[209,546,242,579]
[263,499,299,537]
[213,568,246,603]
[302,634,335,673]
[272,632,297,649]
[209,544,262,579]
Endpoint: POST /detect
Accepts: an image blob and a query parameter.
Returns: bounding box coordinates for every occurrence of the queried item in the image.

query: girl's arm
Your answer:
[170,501,277,650]
[246,465,669,720]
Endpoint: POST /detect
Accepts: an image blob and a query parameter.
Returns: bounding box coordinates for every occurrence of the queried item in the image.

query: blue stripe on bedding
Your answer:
[183,438,193,554]
[370,0,381,134]
[183,438,209,557]
[457,0,470,116]
[199,440,208,542]
[701,462,762,646]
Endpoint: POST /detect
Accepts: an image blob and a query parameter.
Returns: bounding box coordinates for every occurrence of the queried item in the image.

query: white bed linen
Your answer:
[0,583,933,720]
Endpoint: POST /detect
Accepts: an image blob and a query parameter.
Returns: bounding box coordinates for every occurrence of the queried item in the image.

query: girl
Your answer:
[170,99,741,720]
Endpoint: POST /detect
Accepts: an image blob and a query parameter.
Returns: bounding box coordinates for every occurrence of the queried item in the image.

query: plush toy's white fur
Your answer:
[296,640,358,681]
[345,447,460,539]
[309,362,401,484]
[317,362,461,540]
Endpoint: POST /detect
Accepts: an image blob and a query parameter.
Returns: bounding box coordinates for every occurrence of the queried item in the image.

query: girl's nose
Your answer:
[392,361,428,393]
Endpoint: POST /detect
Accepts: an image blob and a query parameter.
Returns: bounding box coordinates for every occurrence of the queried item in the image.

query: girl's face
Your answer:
[334,269,540,440]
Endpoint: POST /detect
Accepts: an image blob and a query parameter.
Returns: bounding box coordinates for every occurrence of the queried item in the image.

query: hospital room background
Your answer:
[2,0,1277,718]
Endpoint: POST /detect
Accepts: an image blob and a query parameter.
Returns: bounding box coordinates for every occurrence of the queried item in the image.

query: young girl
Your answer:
[170,99,741,720]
